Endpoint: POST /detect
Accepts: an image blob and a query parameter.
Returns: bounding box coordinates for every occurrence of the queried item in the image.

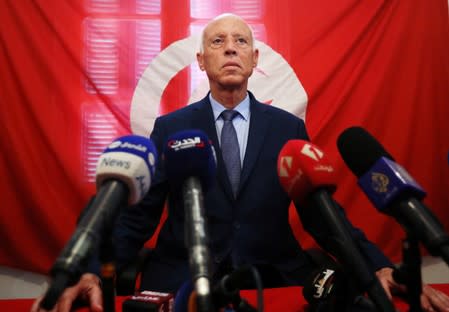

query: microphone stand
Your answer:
[393,230,423,312]
[39,199,97,310]
[183,177,214,312]
[99,235,116,312]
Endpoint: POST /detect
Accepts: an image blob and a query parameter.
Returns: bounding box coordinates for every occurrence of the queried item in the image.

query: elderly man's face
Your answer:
[197,16,259,90]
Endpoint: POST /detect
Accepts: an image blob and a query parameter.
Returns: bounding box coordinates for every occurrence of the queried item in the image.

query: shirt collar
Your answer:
[210,93,250,122]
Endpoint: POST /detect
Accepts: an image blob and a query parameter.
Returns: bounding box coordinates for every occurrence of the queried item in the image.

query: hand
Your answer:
[30,273,103,312]
[376,267,449,312]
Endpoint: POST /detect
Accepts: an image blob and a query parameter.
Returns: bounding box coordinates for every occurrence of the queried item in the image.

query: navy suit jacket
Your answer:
[112,92,392,293]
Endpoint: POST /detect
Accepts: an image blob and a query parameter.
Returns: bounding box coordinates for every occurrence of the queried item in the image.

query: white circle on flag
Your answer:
[130,35,308,137]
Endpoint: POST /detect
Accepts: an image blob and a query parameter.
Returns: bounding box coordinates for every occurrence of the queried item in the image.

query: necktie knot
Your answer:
[221,110,239,122]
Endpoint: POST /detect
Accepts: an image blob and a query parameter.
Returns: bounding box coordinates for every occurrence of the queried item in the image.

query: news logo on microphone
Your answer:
[163,129,216,191]
[277,140,336,203]
[310,268,336,299]
[96,135,157,205]
[358,156,426,212]
[167,135,206,151]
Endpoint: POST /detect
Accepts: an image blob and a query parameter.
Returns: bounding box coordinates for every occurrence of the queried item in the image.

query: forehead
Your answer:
[203,17,251,38]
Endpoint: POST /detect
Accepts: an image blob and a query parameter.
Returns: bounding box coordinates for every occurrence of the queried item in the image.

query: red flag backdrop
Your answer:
[1,0,448,275]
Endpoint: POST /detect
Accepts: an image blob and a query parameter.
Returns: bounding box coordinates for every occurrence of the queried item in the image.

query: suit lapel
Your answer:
[190,96,235,199]
[239,98,272,192]
[190,98,219,148]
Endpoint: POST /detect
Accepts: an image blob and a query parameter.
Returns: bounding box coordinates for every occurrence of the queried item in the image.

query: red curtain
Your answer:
[1,0,448,274]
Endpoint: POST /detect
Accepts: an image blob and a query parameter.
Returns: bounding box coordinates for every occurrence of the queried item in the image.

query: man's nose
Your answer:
[224,39,238,55]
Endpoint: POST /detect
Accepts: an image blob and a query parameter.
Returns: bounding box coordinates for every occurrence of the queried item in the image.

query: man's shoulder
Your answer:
[264,103,299,117]
[254,101,304,123]
[249,92,303,122]
[157,99,207,121]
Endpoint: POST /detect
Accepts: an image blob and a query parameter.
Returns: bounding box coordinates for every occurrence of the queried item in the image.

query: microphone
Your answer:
[40,135,157,310]
[303,266,338,300]
[302,266,376,312]
[212,265,261,312]
[337,126,449,265]
[277,140,395,312]
[303,266,344,312]
[174,266,261,312]
[163,129,216,312]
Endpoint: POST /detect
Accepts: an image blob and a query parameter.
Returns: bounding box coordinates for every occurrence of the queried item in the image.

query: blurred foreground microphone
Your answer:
[174,266,260,312]
[337,126,449,265]
[163,129,216,312]
[40,135,157,310]
[212,265,261,312]
[303,266,376,312]
[303,266,343,312]
[277,140,395,312]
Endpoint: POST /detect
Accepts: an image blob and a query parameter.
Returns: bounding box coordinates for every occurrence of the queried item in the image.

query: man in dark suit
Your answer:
[127,90,392,292]
[32,13,449,312]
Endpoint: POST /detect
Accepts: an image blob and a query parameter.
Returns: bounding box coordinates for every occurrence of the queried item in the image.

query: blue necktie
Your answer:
[220,110,241,197]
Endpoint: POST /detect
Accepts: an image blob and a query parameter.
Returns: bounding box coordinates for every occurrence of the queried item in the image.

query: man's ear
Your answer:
[196,52,205,71]
[253,48,259,68]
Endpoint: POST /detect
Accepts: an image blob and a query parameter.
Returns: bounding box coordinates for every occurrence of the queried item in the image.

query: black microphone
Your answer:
[337,126,449,265]
[173,266,261,312]
[277,139,396,312]
[212,265,261,312]
[303,265,377,312]
[163,129,217,312]
[40,135,158,310]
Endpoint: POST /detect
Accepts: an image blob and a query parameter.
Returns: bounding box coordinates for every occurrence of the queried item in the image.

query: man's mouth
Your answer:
[223,62,240,68]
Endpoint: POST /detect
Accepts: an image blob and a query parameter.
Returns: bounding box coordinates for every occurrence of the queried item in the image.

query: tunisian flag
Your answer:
[1,0,448,275]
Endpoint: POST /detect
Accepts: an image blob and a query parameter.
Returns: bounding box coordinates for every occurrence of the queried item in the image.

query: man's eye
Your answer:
[212,38,223,45]
[236,38,249,47]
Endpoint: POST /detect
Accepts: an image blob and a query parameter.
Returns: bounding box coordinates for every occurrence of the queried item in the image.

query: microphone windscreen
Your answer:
[302,267,338,304]
[338,127,427,211]
[302,266,364,311]
[337,126,394,178]
[163,129,216,190]
[277,140,337,202]
[96,135,158,205]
